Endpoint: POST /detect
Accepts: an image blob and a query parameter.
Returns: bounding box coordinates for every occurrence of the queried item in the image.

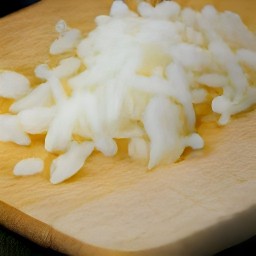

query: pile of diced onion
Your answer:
[1,1,256,184]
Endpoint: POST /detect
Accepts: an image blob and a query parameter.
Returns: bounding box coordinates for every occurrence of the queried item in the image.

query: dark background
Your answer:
[0,225,255,256]
[0,0,40,17]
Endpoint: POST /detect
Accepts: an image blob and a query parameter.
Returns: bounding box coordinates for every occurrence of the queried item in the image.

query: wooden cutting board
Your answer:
[0,0,256,255]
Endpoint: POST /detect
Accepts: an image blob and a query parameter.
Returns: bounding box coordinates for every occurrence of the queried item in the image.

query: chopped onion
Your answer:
[10,82,53,113]
[138,1,180,20]
[0,115,30,146]
[128,137,149,160]
[50,141,94,184]
[110,0,137,18]
[18,107,56,134]
[50,20,82,55]
[198,74,228,88]
[236,49,256,70]
[13,158,44,176]
[0,1,255,184]
[0,71,30,99]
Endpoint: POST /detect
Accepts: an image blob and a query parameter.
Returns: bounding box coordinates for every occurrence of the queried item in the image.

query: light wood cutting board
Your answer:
[0,0,256,255]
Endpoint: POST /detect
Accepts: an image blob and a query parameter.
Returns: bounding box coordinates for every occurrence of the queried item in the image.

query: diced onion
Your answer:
[50,141,94,184]
[0,1,256,184]
[0,71,30,99]
[0,115,31,145]
[50,20,82,55]
[13,158,44,176]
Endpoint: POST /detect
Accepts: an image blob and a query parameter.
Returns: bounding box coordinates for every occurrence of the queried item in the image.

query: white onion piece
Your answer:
[169,43,212,71]
[137,2,154,18]
[34,64,51,80]
[128,137,149,160]
[209,40,248,100]
[124,89,149,121]
[53,57,81,78]
[48,76,67,104]
[131,75,177,98]
[198,74,228,88]
[212,87,256,125]
[191,88,207,104]
[50,141,94,184]
[115,125,144,139]
[45,100,78,153]
[35,64,68,104]
[219,11,256,51]
[186,133,204,149]
[18,107,56,134]
[94,136,117,157]
[82,96,119,155]
[10,82,53,113]
[156,1,181,20]
[13,158,44,176]
[143,96,185,169]
[237,49,256,70]
[143,96,204,169]
[73,99,93,139]
[185,27,205,46]
[0,71,30,99]
[0,115,30,145]
[197,9,220,42]
[181,8,198,28]
[50,20,81,55]
[166,63,195,132]
[138,1,180,20]
[110,0,137,18]
[95,15,111,26]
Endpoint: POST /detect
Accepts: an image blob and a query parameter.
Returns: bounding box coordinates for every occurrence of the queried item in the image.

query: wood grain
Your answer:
[0,0,256,255]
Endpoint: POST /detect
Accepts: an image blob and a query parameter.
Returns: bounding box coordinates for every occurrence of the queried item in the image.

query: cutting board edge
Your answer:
[0,200,153,256]
[1,200,256,256]
[0,200,83,255]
